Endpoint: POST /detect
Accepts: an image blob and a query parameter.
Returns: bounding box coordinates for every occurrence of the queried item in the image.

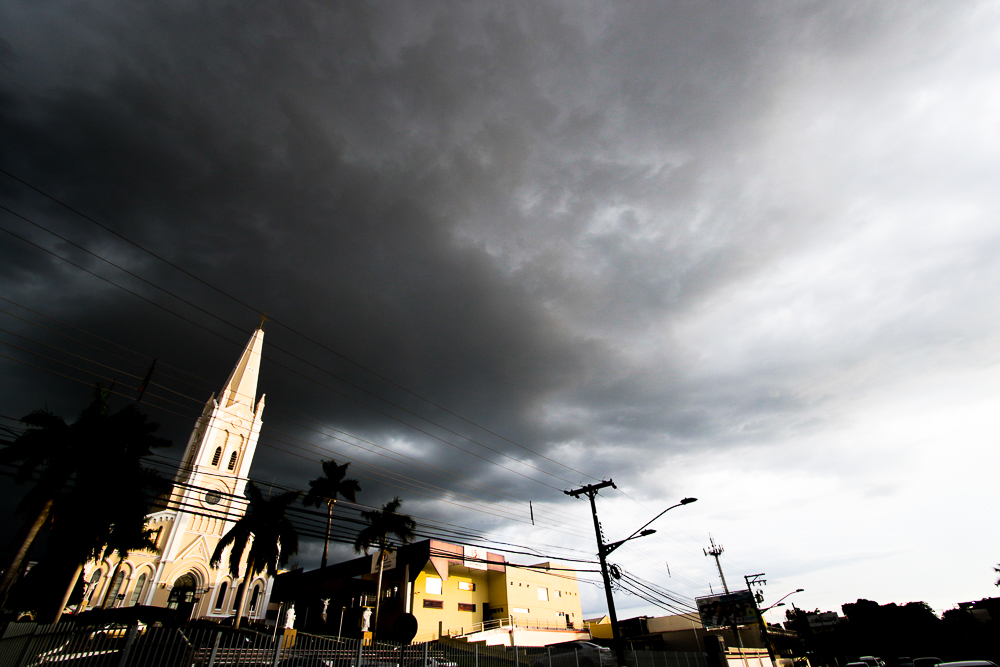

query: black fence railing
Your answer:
[0,621,707,667]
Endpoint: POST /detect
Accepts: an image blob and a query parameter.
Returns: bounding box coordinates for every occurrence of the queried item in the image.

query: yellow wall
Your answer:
[410,560,584,641]
[411,564,491,638]
[489,563,583,629]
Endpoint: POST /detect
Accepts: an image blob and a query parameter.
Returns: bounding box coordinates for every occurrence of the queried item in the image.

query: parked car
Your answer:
[860,657,886,667]
[937,662,999,667]
[529,642,614,667]
[913,658,943,667]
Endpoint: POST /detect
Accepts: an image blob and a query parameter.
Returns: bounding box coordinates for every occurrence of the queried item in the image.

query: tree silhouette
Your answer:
[303,459,360,568]
[211,481,300,628]
[354,497,416,633]
[0,385,171,618]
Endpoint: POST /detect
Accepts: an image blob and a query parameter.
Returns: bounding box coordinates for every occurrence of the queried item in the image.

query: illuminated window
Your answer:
[512,607,529,614]
[425,576,442,595]
[537,587,549,601]
[423,600,444,609]
[458,581,475,591]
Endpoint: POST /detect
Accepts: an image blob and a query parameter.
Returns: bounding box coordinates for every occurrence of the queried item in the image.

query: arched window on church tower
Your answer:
[212,447,222,466]
[228,451,238,470]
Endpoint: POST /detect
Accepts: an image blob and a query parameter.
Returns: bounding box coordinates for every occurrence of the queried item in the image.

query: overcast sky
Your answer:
[2,0,999,622]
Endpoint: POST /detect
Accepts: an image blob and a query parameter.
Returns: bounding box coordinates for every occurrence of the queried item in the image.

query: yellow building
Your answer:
[274,539,588,646]
[80,329,272,621]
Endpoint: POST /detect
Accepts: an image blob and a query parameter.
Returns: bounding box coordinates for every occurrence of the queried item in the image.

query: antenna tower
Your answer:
[704,535,730,594]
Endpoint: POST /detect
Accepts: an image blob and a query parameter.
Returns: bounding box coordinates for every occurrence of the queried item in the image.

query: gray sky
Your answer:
[2,0,999,621]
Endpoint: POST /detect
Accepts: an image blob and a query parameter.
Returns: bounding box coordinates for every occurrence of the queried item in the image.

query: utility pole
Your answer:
[745,573,777,667]
[704,537,744,659]
[565,480,625,667]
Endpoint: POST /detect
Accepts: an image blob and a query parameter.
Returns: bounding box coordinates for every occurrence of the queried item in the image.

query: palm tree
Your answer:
[303,459,360,568]
[0,385,171,617]
[0,409,75,608]
[353,497,416,634]
[211,482,300,629]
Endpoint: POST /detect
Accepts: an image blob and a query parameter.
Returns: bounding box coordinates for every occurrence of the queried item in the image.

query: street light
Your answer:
[753,587,804,667]
[761,589,804,613]
[564,483,697,667]
[604,529,657,555]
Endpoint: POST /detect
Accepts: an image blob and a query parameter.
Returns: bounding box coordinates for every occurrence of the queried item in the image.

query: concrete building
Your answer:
[273,539,588,645]
[79,329,272,622]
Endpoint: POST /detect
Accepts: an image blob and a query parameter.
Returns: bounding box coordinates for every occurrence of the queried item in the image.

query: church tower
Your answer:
[80,329,274,620]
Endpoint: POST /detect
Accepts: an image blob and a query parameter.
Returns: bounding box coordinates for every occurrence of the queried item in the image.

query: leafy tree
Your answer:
[211,481,299,628]
[303,459,360,569]
[354,497,415,633]
[0,385,171,618]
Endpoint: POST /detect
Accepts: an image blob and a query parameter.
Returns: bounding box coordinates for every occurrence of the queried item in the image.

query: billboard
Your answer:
[370,549,397,574]
[464,545,488,571]
[695,590,758,629]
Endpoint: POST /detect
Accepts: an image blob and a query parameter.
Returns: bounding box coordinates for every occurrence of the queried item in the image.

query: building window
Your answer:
[232,583,245,612]
[423,600,444,609]
[215,582,228,610]
[128,574,147,607]
[249,584,261,613]
[537,587,549,601]
[458,603,476,612]
[425,576,442,595]
[512,607,529,614]
[86,571,102,604]
[458,581,475,591]
[212,447,222,466]
[228,451,238,470]
[555,590,562,598]
[104,570,126,608]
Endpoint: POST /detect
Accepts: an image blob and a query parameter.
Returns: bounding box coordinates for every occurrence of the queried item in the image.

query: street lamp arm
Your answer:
[762,588,804,612]
[617,498,698,546]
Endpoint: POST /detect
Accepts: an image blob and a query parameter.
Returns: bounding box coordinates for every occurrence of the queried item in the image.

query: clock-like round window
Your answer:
[205,490,222,506]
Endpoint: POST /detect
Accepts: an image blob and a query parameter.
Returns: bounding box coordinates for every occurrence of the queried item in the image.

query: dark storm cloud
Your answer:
[3,0,999,611]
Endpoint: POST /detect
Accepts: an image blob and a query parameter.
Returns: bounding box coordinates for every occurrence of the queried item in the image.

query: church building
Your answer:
[80,328,273,621]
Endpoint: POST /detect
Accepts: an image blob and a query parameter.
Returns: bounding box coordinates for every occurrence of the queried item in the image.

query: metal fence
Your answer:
[0,621,708,667]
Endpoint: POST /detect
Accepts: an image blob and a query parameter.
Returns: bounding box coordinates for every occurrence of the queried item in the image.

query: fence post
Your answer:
[475,644,479,667]
[548,646,553,667]
[271,634,284,667]
[575,648,580,667]
[515,643,520,667]
[207,630,222,667]
[115,622,140,667]
[358,636,366,667]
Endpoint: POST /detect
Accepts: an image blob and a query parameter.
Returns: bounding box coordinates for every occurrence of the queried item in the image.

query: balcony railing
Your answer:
[445,615,579,638]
